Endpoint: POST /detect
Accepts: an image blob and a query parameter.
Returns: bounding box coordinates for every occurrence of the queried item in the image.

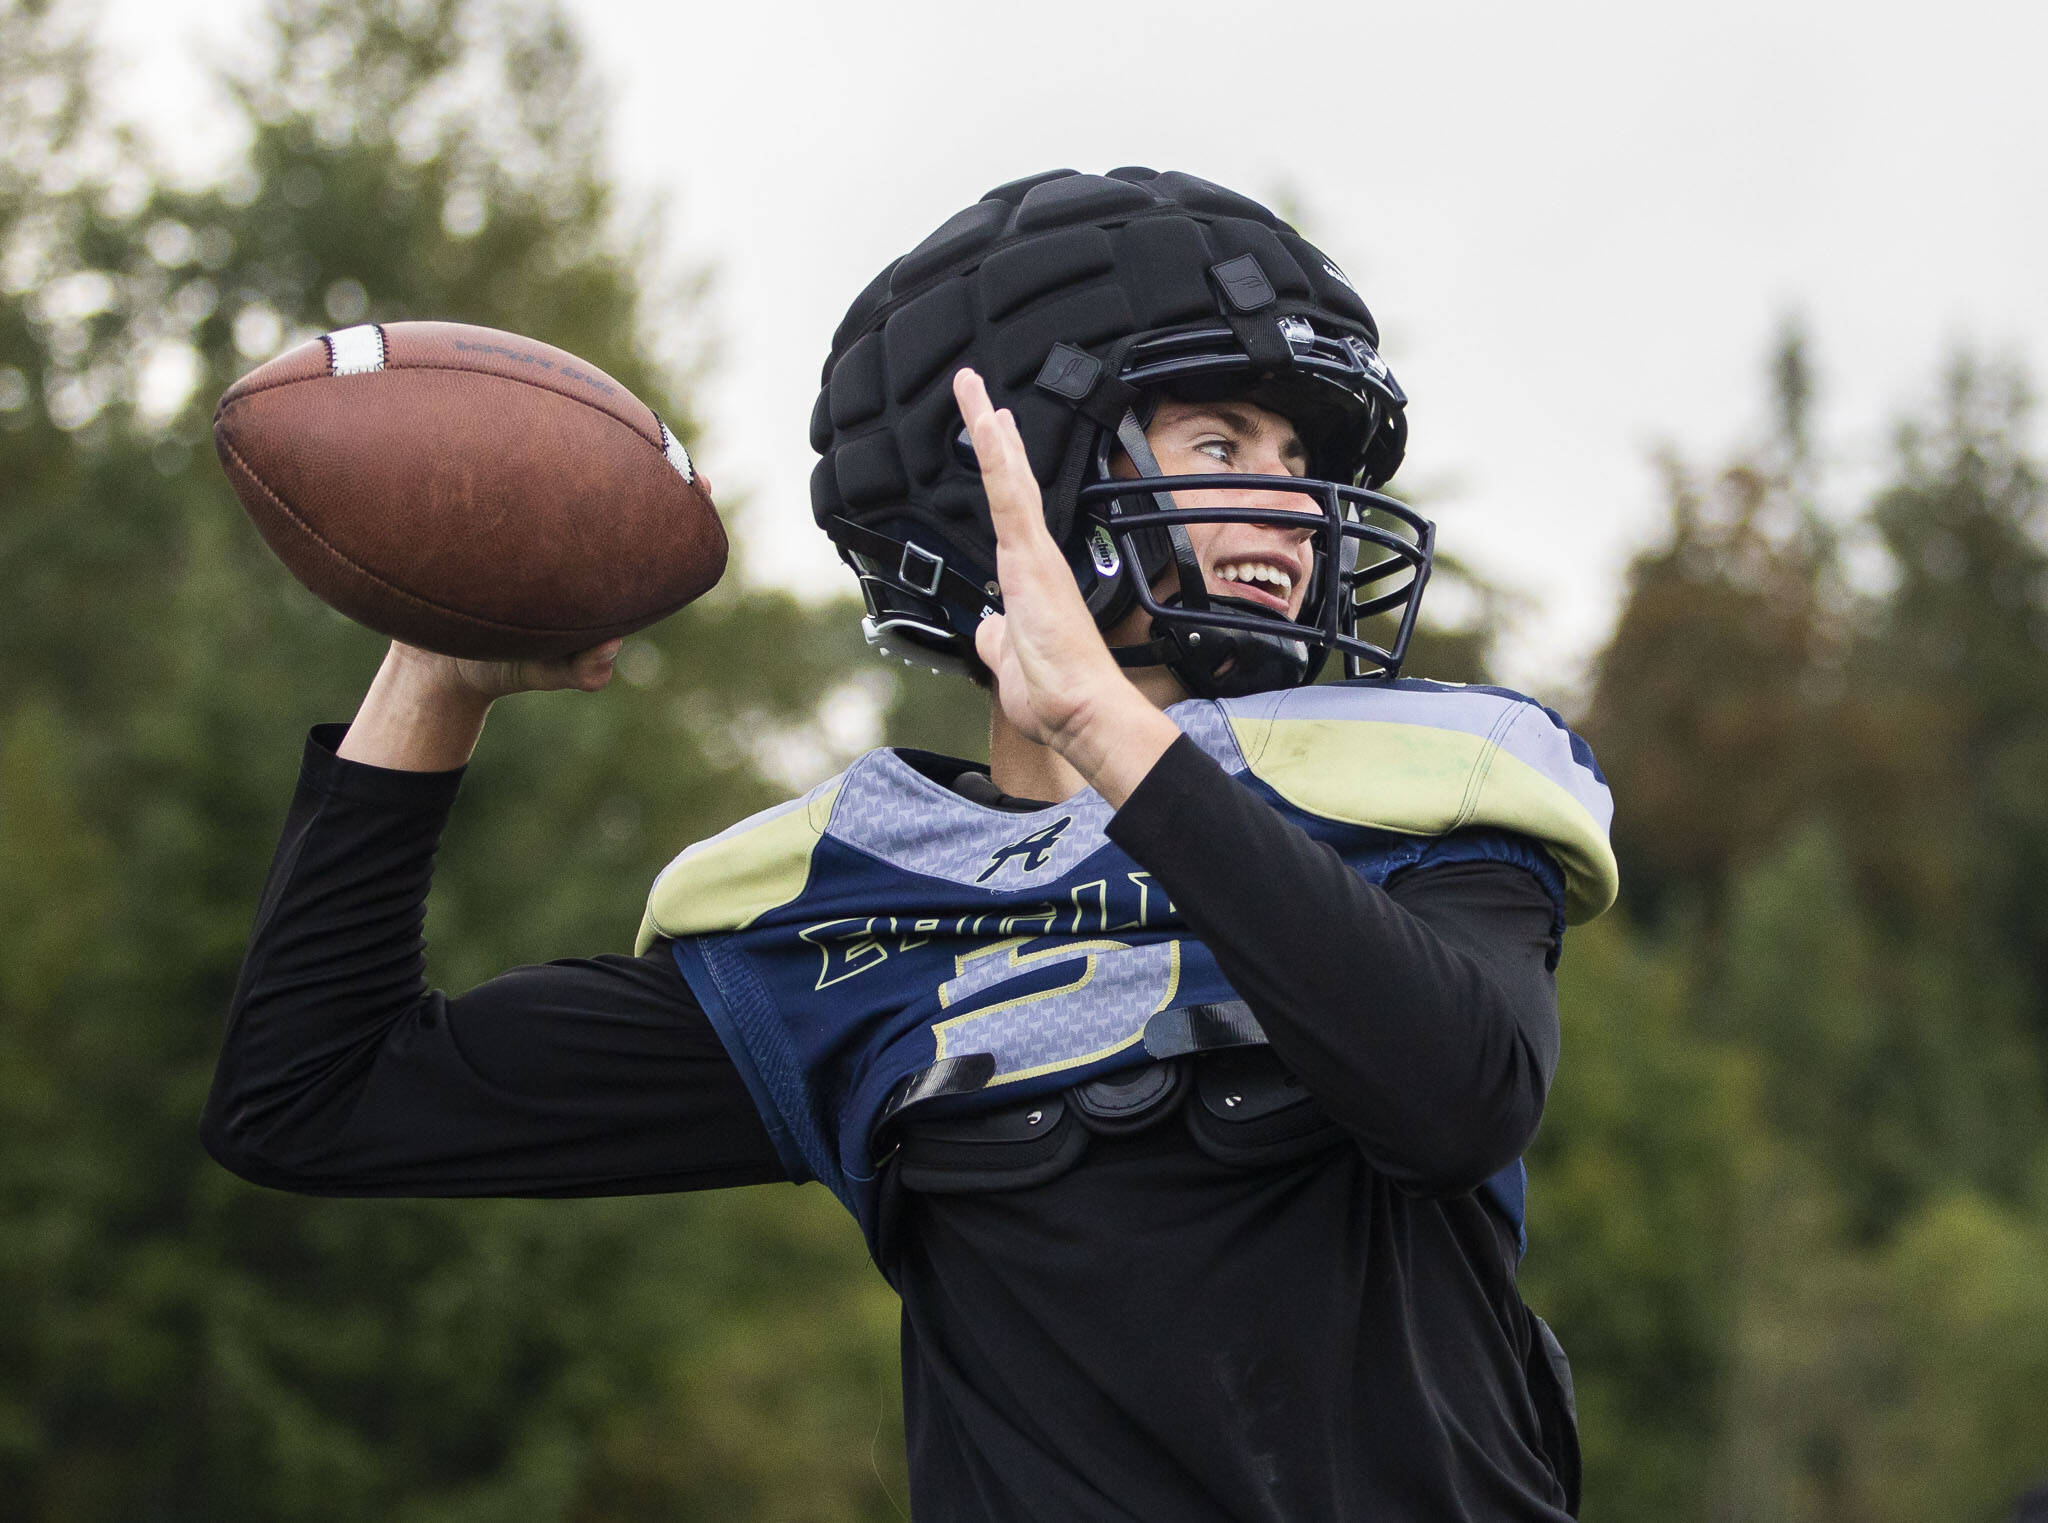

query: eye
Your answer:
[1194,438,1234,465]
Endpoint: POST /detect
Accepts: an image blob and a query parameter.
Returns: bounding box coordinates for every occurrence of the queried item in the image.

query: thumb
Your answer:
[974,611,1007,670]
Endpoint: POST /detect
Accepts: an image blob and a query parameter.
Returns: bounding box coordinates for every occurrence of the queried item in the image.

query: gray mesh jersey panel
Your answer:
[820,701,1247,890]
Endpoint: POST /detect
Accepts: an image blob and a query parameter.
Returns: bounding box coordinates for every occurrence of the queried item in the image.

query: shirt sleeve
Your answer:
[201,725,789,1197]
[1106,733,1561,1195]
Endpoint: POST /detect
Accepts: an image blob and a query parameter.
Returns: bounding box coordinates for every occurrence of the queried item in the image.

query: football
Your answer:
[213,320,726,661]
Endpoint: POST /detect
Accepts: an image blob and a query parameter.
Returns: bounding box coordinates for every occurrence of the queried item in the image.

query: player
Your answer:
[206,169,1616,1520]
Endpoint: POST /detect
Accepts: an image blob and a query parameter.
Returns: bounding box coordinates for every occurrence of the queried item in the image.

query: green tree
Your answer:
[1579,327,1845,928]
[1519,915,1759,1522]
[1867,1187,2048,1523]
[1850,359,2048,1018]
[1713,823,2042,1242]
[1,1,911,1516]
[1559,330,2048,1523]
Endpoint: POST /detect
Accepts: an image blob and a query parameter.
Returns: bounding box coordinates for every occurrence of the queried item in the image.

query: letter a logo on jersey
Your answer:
[976,816,1072,883]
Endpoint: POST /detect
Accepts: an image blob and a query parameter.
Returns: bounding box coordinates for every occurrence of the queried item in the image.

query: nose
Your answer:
[1240,478,1320,536]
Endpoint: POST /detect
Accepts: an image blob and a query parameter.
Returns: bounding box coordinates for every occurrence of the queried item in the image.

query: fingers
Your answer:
[520,638,619,694]
[954,367,1022,481]
[566,638,622,692]
[476,637,622,698]
[952,365,1001,453]
[953,368,1044,550]
[388,637,619,703]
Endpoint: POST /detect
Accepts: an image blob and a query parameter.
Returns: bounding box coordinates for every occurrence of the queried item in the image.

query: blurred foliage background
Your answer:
[3,0,2045,1518]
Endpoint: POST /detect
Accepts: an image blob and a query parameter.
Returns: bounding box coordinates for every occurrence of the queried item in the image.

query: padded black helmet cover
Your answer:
[812,167,1417,683]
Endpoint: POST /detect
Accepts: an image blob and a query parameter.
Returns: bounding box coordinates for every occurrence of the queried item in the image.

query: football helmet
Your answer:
[810,168,1431,698]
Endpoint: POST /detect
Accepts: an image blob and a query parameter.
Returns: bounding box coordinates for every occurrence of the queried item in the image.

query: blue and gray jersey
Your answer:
[636,679,1616,1251]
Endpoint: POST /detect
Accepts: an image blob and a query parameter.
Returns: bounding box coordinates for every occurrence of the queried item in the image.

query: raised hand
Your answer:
[955,367,1180,805]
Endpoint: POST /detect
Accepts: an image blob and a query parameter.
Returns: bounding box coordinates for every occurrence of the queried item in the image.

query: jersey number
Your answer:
[932,936,1182,1086]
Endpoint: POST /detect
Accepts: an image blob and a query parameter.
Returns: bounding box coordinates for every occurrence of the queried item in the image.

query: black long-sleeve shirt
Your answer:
[204,726,1576,1521]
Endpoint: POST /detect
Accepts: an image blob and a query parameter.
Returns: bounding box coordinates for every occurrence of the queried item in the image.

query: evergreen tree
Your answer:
[1852,359,2048,1023]
[1565,329,2048,1523]
[1518,916,1757,1522]
[13,4,2048,1513]
[1579,326,1845,928]
[2,1,911,1515]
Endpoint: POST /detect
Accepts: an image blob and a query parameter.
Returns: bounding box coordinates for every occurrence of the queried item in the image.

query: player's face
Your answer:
[1114,397,1316,619]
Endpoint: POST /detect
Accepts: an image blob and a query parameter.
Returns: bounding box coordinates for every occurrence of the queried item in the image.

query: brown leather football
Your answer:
[213,320,726,661]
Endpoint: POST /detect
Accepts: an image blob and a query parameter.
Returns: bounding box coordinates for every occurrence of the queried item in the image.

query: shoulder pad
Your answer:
[1214,681,1618,922]
[635,773,844,951]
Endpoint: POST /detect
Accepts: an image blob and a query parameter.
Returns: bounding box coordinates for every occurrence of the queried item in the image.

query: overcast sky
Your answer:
[103,0,2048,693]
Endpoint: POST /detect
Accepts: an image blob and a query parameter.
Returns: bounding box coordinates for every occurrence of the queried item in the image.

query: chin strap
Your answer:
[1105,405,1193,674]
[1113,409,1210,617]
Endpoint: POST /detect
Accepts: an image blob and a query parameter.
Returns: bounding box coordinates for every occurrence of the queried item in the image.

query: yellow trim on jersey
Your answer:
[634,783,842,952]
[1227,715,1620,922]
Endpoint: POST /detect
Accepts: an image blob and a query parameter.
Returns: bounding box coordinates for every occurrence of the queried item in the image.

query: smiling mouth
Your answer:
[1209,561,1297,615]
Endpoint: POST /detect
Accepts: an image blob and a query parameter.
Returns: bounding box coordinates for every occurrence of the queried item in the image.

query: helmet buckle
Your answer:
[898,541,946,598]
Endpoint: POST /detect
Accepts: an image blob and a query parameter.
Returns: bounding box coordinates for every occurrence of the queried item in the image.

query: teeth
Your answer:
[1217,562,1293,593]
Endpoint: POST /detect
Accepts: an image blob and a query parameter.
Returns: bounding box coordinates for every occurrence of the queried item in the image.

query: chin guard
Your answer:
[1111,595,1317,699]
